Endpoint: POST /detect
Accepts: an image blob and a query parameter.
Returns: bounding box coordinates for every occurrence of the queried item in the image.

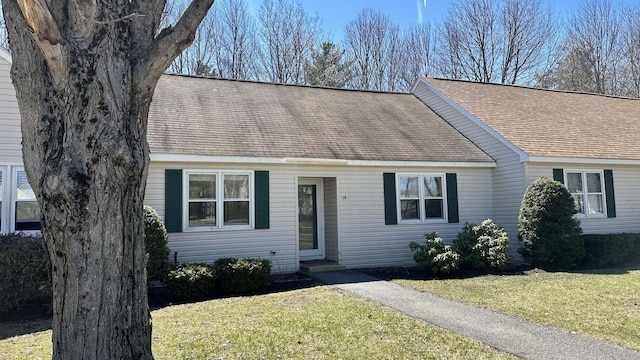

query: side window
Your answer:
[565,170,605,217]
[15,170,41,231]
[397,173,446,222]
[184,171,253,230]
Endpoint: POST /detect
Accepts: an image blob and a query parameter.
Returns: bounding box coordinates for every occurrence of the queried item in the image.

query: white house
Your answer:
[2,55,638,273]
[414,78,640,249]
[145,75,496,273]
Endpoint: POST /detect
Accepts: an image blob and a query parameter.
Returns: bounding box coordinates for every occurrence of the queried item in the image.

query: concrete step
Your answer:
[299,261,346,273]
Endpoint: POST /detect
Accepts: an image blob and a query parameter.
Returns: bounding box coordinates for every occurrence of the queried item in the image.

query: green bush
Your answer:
[166,263,215,300]
[144,205,171,282]
[0,234,51,313]
[213,258,271,294]
[409,232,459,274]
[518,177,583,270]
[579,233,640,268]
[453,219,510,272]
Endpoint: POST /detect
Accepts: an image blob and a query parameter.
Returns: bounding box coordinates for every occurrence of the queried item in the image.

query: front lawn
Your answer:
[396,268,640,351]
[1,286,516,359]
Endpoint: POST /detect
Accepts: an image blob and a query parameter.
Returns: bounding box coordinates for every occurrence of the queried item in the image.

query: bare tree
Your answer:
[566,0,621,94]
[169,1,217,76]
[500,0,556,84]
[399,23,433,90]
[1,0,214,359]
[258,0,321,84]
[213,0,259,79]
[619,5,640,97]
[344,8,402,91]
[435,0,557,84]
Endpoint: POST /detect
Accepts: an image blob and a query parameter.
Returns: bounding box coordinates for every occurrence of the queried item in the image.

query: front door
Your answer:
[298,178,324,261]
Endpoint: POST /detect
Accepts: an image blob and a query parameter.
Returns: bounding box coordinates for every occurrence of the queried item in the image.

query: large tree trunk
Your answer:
[1,1,214,358]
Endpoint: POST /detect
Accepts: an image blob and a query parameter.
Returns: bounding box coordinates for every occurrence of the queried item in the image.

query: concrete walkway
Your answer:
[310,271,640,360]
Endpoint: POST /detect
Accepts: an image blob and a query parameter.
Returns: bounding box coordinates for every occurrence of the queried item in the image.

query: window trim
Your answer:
[182,169,254,231]
[564,169,607,218]
[396,173,448,224]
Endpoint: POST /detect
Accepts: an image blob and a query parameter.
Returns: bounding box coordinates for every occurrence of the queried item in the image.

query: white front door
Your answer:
[298,178,325,261]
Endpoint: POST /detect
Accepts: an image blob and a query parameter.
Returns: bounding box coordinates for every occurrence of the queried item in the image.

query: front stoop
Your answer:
[299,260,346,273]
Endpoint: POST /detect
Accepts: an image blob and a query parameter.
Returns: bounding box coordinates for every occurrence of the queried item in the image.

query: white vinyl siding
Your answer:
[145,162,493,273]
[526,163,640,235]
[0,57,23,164]
[414,82,525,257]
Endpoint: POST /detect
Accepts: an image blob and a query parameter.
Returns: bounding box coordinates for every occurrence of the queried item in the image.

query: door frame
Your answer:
[297,177,325,261]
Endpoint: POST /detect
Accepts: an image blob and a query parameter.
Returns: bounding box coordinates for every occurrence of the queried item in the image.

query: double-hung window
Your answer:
[14,169,41,231]
[397,174,446,222]
[565,170,605,216]
[185,170,252,230]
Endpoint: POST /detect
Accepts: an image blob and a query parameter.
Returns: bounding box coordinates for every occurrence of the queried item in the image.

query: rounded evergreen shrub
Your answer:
[214,258,271,294]
[144,205,171,281]
[166,263,215,300]
[0,234,51,313]
[453,219,510,272]
[409,232,459,274]
[518,177,583,270]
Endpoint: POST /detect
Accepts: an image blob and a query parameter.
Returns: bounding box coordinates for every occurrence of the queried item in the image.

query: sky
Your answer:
[245,0,639,42]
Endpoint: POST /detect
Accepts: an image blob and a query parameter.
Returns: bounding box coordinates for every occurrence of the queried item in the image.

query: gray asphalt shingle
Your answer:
[148,75,494,163]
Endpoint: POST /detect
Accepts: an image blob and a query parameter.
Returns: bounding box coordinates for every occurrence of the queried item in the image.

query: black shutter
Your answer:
[446,173,459,223]
[604,169,616,218]
[383,173,397,225]
[164,169,183,233]
[553,168,564,184]
[254,171,270,229]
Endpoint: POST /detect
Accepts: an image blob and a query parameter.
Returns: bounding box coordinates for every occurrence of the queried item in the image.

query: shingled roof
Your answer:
[425,78,640,160]
[148,74,493,163]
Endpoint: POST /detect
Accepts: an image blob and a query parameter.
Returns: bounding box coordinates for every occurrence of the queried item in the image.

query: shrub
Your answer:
[144,205,171,281]
[0,234,51,313]
[518,177,583,270]
[453,219,510,272]
[166,263,215,300]
[213,258,271,294]
[579,233,640,268]
[409,232,459,274]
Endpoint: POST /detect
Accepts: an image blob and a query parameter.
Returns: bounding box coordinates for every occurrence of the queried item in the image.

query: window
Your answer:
[565,170,605,216]
[397,174,446,222]
[185,171,253,230]
[15,169,41,231]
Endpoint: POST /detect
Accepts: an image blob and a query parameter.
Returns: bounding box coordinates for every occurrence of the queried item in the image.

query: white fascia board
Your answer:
[527,156,640,166]
[417,78,530,163]
[0,48,12,64]
[150,154,496,168]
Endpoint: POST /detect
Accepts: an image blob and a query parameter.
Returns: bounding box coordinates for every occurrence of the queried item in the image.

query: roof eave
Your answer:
[527,156,640,166]
[150,153,496,168]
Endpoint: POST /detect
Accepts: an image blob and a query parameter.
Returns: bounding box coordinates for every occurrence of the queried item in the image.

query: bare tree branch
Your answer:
[139,0,215,88]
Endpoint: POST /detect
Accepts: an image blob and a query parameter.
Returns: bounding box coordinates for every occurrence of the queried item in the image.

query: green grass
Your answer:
[396,269,640,351]
[0,286,516,359]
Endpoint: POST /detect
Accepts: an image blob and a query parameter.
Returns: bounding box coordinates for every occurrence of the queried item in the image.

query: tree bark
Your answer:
[1,1,214,359]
